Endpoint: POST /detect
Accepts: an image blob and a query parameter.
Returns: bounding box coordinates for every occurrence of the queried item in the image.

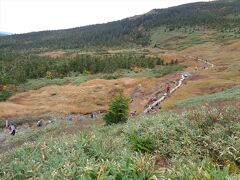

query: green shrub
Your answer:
[128,131,155,153]
[45,70,57,79]
[104,95,129,125]
[0,89,13,101]
[82,69,90,76]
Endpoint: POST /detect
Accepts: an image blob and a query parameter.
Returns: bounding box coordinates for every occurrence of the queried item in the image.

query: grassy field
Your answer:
[150,27,213,50]
[150,27,240,51]
[0,104,239,179]
[19,75,89,91]
[177,86,240,107]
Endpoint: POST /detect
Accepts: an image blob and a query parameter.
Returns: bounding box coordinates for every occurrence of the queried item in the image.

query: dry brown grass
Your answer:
[181,40,240,66]
[0,75,180,118]
[1,40,240,118]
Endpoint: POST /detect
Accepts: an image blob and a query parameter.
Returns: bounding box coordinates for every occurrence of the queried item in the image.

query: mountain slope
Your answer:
[0,0,240,50]
[0,102,239,178]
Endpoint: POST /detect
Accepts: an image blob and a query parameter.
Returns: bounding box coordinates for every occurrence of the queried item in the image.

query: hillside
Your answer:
[0,0,240,50]
[0,0,240,178]
[0,96,239,178]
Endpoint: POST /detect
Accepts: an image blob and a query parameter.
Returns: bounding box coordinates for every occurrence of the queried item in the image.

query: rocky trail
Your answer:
[143,56,215,113]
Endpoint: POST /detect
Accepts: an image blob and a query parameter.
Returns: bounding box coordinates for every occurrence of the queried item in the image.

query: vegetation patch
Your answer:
[0,105,239,179]
[151,64,185,77]
[19,75,88,91]
[177,86,240,107]
[0,53,164,85]
[0,89,13,101]
[150,27,211,50]
[128,131,155,153]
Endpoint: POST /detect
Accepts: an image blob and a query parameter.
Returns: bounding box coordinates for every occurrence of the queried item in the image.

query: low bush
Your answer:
[0,89,13,101]
[128,131,155,153]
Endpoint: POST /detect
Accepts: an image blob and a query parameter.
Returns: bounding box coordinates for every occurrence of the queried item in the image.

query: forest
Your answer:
[0,53,168,85]
[0,0,240,50]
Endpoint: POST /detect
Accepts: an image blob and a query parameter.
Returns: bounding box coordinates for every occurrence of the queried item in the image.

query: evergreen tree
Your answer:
[104,95,129,125]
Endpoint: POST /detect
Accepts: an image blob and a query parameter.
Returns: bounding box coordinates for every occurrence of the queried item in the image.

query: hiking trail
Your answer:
[143,56,215,113]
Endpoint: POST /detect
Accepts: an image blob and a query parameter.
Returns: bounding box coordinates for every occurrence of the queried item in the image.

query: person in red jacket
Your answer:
[166,83,171,94]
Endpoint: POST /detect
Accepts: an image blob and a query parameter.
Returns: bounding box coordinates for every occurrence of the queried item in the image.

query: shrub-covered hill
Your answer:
[0,104,239,179]
[0,0,240,50]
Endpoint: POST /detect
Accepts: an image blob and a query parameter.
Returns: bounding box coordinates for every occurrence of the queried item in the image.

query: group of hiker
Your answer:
[66,112,97,123]
[148,83,171,105]
[4,112,98,137]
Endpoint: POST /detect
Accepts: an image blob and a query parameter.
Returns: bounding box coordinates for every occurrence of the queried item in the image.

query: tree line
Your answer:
[0,54,169,85]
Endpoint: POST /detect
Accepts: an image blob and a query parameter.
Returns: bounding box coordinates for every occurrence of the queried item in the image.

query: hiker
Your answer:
[130,111,137,117]
[67,115,73,123]
[37,119,43,127]
[78,114,84,122]
[152,97,157,101]
[90,112,97,120]
[93,112,97,119]
[9,124,16,136]
[166,83,171,94]
[149,96,156,105]
[149,98,153,104]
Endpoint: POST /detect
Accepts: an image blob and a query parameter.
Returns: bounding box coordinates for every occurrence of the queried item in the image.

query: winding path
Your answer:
[143,56,215,113]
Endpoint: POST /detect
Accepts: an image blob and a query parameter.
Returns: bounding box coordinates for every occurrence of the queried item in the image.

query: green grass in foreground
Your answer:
[177,86,240,107]
[0,105,239,179]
